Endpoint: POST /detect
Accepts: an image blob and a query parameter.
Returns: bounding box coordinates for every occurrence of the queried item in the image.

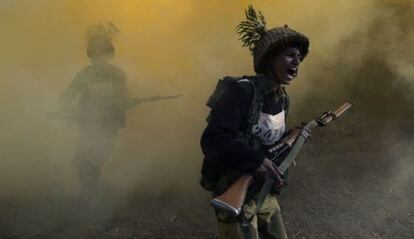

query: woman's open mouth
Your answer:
[286,67,297,79]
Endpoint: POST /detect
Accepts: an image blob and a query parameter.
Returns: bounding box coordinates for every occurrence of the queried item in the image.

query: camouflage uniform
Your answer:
[216,195,287,239]
[201,75,290,239]
[200,6,309,239]
[61,62,130,198]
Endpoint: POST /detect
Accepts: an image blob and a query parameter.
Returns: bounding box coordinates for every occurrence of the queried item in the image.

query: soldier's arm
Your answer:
[200,83,265,174]
[113,68,135,110]
[60,71,85,112]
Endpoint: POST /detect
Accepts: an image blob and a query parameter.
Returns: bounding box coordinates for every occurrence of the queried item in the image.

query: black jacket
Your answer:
[201,76,288,175]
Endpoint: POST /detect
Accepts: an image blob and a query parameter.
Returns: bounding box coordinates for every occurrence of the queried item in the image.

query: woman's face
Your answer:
[270,47,302,85]
[92,53,112,64]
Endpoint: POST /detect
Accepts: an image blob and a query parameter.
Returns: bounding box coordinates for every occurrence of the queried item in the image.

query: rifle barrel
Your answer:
[334,102,352,117]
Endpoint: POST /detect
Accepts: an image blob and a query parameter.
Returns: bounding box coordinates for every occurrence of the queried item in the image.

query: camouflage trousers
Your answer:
[215,194,288,239]
[74,125,117,199]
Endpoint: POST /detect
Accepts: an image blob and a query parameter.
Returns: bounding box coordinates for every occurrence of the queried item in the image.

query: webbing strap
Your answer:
[254,120,318,214]
[254,178,274,215]
[278,120,318,173]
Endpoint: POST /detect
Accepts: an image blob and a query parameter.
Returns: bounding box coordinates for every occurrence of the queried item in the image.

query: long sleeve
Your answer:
[112,68,130,110]
[200,83,265,174]
[60,70,85,112]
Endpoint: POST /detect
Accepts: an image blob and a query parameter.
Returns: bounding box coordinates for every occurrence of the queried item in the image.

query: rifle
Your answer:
[48,94,183,121]
[210,102,353,216]
[125,94,183,109]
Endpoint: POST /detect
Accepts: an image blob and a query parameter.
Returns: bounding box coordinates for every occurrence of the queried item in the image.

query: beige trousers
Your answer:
[215,194,288,239]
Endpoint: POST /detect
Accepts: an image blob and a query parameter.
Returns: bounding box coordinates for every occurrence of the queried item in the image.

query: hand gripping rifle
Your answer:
[210,102,353,217]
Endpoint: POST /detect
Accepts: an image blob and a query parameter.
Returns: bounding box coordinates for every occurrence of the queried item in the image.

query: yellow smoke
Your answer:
[0,0,413,200]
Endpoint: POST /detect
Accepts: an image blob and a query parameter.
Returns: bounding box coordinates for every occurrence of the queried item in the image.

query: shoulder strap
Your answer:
[281,87,289,116]
[243,76,265,133]
[205,75,265,134]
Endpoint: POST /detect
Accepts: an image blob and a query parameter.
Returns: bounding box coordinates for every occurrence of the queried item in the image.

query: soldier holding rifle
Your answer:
[60,22,129,203]
[200,6,309,239]
[201,6,353,239]
[60,23,181,203]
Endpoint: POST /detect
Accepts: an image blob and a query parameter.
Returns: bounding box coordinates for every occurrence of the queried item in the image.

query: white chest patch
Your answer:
[251,110,286,145]
[87,79,114,98]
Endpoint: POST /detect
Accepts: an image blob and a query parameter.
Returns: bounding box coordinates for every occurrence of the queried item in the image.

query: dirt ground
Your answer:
[1,131,413,239]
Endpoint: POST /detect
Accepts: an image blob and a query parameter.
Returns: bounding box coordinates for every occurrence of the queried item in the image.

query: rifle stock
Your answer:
[210,174,253,216]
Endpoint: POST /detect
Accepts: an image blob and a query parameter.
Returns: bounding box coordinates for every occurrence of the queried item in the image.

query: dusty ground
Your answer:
[1,133,413,239]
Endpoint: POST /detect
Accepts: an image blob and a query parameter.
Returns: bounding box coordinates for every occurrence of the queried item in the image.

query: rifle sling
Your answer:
[254,120,319,214]
[252,178,275,217]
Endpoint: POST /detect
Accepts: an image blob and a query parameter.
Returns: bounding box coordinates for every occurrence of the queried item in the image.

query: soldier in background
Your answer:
[60,23,134,202]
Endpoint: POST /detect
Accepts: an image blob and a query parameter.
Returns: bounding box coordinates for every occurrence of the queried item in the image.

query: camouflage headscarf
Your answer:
[86,22,120,59]
[237,5,309,73]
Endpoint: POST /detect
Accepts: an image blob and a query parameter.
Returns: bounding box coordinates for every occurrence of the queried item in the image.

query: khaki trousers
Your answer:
[215,194,288,239]
[74,125,117,199]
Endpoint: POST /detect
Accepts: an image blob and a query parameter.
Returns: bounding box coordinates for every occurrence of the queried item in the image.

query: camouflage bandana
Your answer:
[237,5,309,73]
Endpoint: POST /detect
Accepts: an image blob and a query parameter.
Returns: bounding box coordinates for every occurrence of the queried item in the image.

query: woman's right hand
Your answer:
[255,158,284,187]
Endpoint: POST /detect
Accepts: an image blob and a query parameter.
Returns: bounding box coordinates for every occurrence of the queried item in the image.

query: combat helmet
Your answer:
[237,5,309,73]
[86,22,120,59]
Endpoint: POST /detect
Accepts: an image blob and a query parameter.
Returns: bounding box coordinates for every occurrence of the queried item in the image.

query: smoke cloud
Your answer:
[0,0,413,238]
